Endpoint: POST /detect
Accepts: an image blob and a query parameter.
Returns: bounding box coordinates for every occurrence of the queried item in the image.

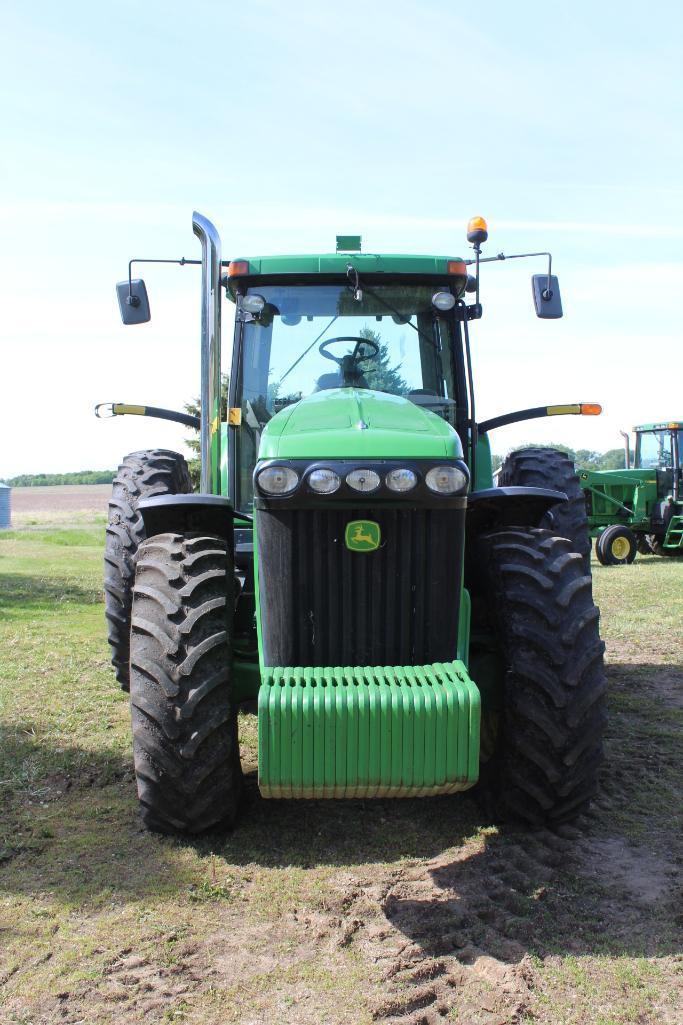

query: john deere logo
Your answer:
[345,520,381,552]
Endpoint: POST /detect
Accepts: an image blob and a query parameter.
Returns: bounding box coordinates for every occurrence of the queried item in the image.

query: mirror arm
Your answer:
[465,250,554,297]
[126,257,204,306]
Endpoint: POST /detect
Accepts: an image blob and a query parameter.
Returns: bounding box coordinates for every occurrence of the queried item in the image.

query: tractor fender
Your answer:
[466,486,567,534]
[138,494,234,542]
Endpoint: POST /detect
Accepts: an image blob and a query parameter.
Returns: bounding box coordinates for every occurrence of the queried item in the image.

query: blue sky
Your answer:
[1,0,682,476]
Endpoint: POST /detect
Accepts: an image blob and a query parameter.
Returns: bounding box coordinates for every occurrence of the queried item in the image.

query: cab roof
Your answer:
[228,252,468,279]
[635,421,682,431]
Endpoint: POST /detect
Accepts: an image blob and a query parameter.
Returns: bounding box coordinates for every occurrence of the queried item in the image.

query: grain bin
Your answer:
[0,482,11,528]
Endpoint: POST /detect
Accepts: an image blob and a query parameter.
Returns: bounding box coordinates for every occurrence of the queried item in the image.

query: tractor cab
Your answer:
[634,422,683,472]
[225,253,470,511]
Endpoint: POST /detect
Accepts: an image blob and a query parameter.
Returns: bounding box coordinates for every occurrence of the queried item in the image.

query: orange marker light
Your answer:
[228,260,249,277]
[580,403,603,416]
[447,260,467,275]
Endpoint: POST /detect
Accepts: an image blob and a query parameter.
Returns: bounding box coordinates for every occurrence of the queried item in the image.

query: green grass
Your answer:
[0,524,681,1025]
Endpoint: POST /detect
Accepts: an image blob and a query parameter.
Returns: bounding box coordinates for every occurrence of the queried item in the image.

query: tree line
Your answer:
[490,446,631,475]
[1,470,116,487]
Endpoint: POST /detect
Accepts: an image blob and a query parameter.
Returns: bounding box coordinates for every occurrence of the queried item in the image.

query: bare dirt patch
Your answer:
[8,484,111,525]
[578,836,677,906]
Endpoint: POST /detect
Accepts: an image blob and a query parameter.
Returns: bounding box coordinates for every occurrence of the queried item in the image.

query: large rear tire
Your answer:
[129,533,242,834]
[498,448,591,573]
[478,527,607,826]
[104,450,192,691]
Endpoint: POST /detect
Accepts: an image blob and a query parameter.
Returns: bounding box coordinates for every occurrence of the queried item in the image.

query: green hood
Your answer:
[259,389,462,459]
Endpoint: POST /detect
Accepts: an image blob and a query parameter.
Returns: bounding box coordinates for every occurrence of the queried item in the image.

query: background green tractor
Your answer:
[100,213,606,834]
[580,422,683,565]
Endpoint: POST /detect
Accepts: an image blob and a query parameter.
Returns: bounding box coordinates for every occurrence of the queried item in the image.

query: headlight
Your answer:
[431,290,456,311]
[308,468,340,494]
[346,468,380,492]
[425,465,467,494]
[385,468,417,492]
[257,466,299,495]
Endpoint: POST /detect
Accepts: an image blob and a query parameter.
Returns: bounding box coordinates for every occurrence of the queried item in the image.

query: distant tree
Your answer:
[357,327,409,395]
[3,470,116,487]
[500,443,633,473]
[184,373,230,488]
[595,447,633,470]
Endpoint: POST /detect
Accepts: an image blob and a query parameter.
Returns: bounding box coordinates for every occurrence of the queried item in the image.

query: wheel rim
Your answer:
[611,536,631,560]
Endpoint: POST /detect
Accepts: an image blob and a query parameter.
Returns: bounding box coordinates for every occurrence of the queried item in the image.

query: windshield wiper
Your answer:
[278,315,339,385]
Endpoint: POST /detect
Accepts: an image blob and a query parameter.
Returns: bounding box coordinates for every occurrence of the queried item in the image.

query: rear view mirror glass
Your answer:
[532,274,563,319]
[116,279,151,325]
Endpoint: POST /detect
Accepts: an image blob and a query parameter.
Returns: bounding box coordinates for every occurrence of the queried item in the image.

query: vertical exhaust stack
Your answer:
[620,430,631,470]
[192,212,222,494]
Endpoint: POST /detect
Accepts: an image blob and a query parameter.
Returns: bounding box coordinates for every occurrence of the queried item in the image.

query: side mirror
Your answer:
[532,274,563,319]
[116,279,151,325]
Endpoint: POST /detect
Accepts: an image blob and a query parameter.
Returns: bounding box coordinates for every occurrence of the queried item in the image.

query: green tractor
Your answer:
[99,213,606,834]
[580,422,683,565]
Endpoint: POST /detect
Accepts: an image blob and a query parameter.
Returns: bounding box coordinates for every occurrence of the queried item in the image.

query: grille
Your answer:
[257,507,464,667]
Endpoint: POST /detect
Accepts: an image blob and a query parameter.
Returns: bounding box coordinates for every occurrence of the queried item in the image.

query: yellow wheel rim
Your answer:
[611,536,631,560]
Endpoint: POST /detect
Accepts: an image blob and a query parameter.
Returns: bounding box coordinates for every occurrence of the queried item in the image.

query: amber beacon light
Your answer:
[467,216,489,245]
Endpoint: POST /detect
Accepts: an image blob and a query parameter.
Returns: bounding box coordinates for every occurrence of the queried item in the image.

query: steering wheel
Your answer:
[319,336,380,365]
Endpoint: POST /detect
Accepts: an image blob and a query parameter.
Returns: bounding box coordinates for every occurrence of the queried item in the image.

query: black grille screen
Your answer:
[257,507,464,667]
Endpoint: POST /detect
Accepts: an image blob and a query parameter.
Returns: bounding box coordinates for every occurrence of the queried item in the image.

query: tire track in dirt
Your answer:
[0,937,213,1025]
[332,829,574,1025]
[86,939,210,1020]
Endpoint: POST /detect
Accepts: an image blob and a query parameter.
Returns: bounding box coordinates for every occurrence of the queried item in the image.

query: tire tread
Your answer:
[129,532,241,834]
[480,527,606,825]
[104,449,191,690]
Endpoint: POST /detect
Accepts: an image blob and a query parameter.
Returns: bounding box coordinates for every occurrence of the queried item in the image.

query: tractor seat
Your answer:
[314,371,343,391]
[314,371,369,391]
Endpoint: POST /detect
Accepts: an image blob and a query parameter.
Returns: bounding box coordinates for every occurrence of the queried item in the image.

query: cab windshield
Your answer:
[232,282,459,509]
[636,430,683,469]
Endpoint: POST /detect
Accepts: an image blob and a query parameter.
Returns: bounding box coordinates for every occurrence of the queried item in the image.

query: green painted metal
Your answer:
[473,431,494,490]
[220,423,229,497]
[581,467,659,534]
[635,421,683,432]
[336,235,362,252]
[664,514,683,550]
[457,588,471,666]
[259,388,463,460]
[257,661,480,799]
[229,252,469,290]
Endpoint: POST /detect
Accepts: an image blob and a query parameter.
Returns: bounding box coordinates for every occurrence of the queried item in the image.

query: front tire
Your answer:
[479,527,607,826]
[129,533,242,834]
[104,450,192,691]
[596,524,637,565]
[498,448,591,573]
